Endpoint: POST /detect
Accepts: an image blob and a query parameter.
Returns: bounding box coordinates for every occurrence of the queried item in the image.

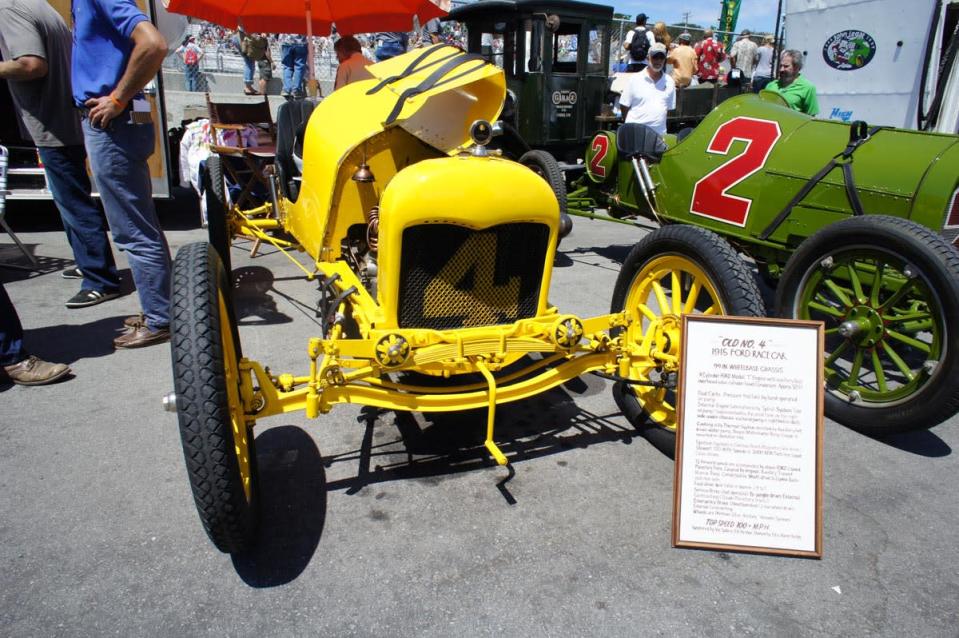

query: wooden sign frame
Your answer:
[672,315,824,558]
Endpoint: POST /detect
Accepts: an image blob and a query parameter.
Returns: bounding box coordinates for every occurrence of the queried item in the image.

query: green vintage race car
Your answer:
[568,91,959,449]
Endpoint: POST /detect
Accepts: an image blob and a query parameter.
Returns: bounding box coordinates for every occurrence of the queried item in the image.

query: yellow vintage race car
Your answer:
[168,46,765,553]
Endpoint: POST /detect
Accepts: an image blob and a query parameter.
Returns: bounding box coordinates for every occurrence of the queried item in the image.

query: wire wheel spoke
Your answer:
[824,340,850,367]
[884,311,931,325]
[879,278,917,313]
[847,347,865,387]
[881,341,916,382]
[823,277,853,307]
[846,262,866,301]
[809,300,845,319]
[869,261,884,306]
[885,329,931,354]
[651,280,669,315]
[638,303,658,322]
[871,349,888,394]
[670,271,683,315]
[683,279,702,314]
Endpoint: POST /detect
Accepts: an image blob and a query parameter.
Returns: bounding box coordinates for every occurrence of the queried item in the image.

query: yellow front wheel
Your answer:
[610,225,766,457]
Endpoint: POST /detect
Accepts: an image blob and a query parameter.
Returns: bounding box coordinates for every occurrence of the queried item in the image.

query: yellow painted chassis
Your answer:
[233,303,675,465]
[206,47,696,465]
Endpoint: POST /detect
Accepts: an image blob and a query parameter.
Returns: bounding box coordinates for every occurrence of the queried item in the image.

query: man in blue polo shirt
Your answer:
[72,0,172,348]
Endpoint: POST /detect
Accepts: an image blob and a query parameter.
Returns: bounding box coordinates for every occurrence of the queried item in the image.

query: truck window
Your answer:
[586,24,606,74]
[551,22,581,74]
[479,22,514,70]
[523,18,544,73]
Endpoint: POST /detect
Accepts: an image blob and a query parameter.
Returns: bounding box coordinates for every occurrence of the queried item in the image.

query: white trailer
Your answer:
[784,0,959,132]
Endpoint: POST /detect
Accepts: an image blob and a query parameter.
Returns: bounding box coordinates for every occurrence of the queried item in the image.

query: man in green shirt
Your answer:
[767,49,819,116]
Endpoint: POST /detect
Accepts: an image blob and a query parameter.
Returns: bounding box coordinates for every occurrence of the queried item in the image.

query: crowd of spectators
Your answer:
[167,19,467,96]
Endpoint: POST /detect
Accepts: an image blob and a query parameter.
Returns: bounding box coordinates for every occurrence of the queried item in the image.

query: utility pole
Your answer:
[682,11,690,29]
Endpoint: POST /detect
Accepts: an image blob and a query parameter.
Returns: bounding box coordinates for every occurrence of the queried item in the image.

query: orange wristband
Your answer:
[109,93,125,109]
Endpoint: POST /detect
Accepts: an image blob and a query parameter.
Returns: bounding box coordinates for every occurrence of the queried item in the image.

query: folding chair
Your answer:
[0,145,39,269]
[205,93,277,256]
[205,93,276,212]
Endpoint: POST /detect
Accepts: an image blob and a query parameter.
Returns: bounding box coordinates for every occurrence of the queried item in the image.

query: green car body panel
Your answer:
[575,92,959,263]
[574,91,959,436]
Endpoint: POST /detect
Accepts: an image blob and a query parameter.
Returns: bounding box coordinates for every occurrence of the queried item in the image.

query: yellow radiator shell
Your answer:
[375,154,560,329]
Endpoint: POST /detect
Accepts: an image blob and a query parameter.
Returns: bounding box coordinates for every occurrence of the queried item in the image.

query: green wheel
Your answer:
[611,225,766,457]
[171,241,258,553]
[776,216,959,435]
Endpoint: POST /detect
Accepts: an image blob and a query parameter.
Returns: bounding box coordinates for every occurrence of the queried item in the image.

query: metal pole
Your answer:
[305,0,317,97]
[772,0,784,78]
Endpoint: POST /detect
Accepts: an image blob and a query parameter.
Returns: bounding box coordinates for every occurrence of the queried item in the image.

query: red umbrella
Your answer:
[162,0,448,37]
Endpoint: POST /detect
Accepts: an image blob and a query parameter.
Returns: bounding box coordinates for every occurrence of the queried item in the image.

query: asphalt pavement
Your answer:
[1,195,957,636]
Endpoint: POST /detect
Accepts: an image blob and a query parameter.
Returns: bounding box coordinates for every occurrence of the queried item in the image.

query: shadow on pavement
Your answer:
[324,378,632,499]
[0,245,75,283]
[232,425,327,587]
[231,265,293,325]
[18,315,136,364]
[561,243,633,268]
[872,428,952,458]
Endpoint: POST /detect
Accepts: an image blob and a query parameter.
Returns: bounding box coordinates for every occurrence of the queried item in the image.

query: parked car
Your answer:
[570,90,959,453]
[171,46,766,552]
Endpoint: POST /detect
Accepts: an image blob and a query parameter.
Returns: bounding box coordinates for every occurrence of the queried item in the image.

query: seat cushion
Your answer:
[616,122,667,162]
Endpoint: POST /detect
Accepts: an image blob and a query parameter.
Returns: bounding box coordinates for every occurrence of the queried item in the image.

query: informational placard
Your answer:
[672,315,824,558]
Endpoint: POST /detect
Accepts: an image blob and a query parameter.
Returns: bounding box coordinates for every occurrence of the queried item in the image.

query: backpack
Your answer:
[628,27,650,62]
[184,46,199,66]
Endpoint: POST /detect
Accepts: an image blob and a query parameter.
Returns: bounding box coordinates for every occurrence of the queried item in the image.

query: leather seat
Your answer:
[275,100,316,201]
[615,122,667,162]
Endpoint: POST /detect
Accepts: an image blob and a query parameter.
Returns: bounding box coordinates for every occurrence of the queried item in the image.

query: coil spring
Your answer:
[366,205,379,252]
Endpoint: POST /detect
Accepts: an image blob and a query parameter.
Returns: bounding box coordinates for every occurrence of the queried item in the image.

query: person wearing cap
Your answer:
[619,42,676,137]
[752,35,776,92]
[175,35,204,92]
[668,32,698,88]
[695,28,726,83]
[730,30,759,89]
[623,13,655,72]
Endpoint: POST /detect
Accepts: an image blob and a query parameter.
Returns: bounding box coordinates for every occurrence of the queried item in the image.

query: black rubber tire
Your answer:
[518,150,573,239]
[204,155,233,275]
[775,215,959,435]
[611,225,767,458]
[171,242,258,553]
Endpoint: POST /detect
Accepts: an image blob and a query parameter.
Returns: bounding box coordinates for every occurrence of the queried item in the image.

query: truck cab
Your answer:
[447,0,614,163]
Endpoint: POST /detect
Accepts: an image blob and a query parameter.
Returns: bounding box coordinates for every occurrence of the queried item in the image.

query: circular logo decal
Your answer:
[822,30,877,70]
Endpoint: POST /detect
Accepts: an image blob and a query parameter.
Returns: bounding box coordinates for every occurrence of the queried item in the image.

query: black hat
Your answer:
[636,13,647,23]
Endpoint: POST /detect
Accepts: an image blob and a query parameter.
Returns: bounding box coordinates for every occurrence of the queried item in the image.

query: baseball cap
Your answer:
[741,29,751,36]
[636,12,647,22]
[649,42,667,57]
[678,32,691,42]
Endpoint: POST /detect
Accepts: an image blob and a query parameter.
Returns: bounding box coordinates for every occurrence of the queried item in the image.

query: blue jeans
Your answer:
[0,281,25,365]
[375,43,406,62]
[185,64,201,91]
[36,145,120,294]
[82,116,172,330]
[242,55,255,85]
[281,43,308,94]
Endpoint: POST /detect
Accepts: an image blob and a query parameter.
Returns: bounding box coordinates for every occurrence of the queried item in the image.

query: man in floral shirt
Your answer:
[694,28,726,83]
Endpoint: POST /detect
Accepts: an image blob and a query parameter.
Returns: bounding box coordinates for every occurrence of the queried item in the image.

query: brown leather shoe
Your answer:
[114,325,170,349]
[123,314,144,329]
[3,355,71,386]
